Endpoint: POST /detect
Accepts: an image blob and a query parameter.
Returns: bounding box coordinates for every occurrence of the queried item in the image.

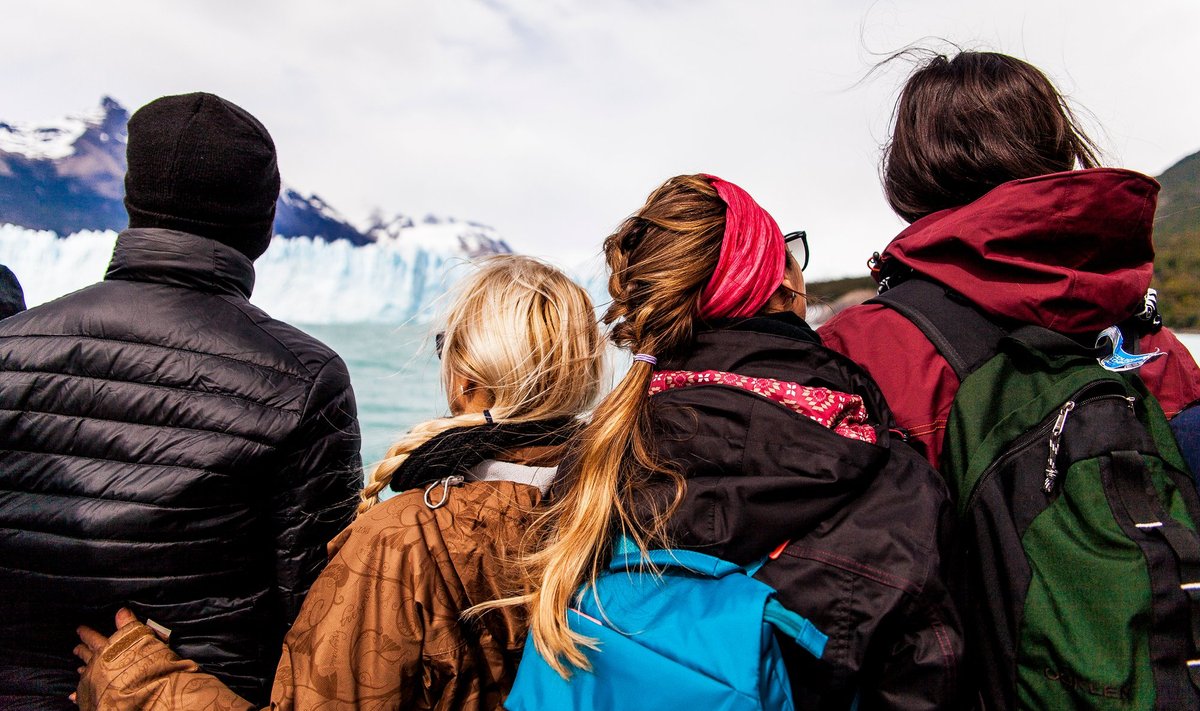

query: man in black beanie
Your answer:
[0,93,362,709]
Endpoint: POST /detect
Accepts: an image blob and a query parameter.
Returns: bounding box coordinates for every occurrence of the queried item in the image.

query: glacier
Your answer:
[0,220,514,324]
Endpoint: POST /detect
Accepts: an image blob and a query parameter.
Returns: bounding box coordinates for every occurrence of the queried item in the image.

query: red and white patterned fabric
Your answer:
[649,369,877,443]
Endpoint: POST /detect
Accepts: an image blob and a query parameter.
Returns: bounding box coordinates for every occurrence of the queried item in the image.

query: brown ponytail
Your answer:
[488,175,731,676]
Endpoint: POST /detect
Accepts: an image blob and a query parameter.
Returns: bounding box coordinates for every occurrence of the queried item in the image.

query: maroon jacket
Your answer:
[822,168,1200,467]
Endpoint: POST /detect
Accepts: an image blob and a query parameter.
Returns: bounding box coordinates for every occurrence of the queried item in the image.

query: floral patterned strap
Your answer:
[648,369,877,443]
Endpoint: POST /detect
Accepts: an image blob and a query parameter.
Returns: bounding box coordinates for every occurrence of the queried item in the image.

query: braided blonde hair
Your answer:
[357,255,604,514]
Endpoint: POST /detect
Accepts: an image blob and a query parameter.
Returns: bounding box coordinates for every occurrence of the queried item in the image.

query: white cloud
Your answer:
[3,0,1197,279]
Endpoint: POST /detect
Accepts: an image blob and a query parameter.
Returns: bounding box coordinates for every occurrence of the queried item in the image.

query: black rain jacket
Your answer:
[647,315,965,710]
[0,228,362,709]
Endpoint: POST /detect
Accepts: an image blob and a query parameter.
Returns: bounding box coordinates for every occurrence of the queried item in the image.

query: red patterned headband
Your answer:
[697,175,786,319]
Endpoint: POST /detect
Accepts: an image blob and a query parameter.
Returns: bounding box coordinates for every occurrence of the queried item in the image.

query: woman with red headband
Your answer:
[498,174,964,708]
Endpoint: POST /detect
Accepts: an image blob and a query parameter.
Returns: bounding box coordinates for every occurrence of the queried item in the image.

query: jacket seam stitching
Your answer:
[905,420,946,436]
[0,486,242,512]
[0,333,310,382]
[0,563,228,581]
[0,368,304,415]
[929,613,957,693]
[783,545,921,594]
[221,298,333,379]
[0,446,207,472]
[0,524,238,546]
[0,407,278,448]
[298,356,343,417]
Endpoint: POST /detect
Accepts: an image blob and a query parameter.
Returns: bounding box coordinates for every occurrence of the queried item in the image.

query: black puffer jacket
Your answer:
[0,228,362,709]
[648,315,965,710]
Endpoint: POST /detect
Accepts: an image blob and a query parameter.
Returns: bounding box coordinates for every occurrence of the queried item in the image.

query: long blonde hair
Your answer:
[494,175,740,677]
[358,255,604,513]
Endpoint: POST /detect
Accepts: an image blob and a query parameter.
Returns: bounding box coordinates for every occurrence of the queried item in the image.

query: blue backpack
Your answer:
[505,538,828,711]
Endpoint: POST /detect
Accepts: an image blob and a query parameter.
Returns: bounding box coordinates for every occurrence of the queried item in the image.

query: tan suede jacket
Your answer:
[77,480,539,711]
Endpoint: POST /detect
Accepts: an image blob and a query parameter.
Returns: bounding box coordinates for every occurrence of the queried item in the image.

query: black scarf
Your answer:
[388,417,578,493]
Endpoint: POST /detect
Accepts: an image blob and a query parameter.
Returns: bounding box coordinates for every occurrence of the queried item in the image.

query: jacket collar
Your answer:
[105,228,256,299]
[659,316,892,425]
[880,168,1158,333]
[702,311,821,344]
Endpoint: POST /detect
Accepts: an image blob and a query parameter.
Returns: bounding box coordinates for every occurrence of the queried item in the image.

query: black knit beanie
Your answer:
[124,92,281,260]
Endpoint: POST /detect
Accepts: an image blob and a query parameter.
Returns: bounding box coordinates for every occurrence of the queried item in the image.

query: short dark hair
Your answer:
[883,51,1101,223]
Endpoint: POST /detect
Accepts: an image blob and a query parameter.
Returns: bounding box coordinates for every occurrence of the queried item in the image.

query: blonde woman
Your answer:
[72,255,605,711]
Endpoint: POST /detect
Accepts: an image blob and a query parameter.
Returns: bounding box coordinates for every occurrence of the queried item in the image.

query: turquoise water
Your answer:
[298,323,444,472]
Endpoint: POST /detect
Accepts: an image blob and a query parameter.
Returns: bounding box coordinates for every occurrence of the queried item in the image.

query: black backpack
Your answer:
[872,278,1200,710]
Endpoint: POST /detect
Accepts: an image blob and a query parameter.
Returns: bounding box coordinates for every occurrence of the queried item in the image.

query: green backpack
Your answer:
[874,278,1200,710]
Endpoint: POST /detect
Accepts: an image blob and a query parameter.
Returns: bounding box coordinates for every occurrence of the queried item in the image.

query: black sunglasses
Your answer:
[435,331,445,359]
[784,230,809,272]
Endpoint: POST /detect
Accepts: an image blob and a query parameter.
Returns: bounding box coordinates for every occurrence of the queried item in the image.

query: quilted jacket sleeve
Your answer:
[270,355,363,629]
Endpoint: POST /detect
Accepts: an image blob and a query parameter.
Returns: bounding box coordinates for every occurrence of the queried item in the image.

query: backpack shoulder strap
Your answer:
[869,277,1007,381]
[763,598,828,658]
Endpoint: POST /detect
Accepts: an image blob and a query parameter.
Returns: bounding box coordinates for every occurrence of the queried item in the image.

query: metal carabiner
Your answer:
[423,475,465,509]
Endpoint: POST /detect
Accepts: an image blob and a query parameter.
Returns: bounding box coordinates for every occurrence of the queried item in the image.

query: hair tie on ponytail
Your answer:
[632,354,657,366]
[483,409,494,424]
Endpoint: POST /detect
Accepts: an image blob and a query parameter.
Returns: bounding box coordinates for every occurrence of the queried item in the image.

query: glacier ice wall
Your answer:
[0,225,116,308]
[0,223,504,324]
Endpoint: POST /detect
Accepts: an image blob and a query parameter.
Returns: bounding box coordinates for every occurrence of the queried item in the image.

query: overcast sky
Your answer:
[5,0,1198,280]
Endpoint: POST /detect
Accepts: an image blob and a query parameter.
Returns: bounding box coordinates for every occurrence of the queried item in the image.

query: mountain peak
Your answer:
[97,96,129,132]
[0,98,515,259]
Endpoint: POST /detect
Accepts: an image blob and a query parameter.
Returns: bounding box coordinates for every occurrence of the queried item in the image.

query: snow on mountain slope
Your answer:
[369,213,512,257]
[0,102,111,160]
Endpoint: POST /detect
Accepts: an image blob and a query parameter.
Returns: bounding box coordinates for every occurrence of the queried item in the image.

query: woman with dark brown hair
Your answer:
[496,174,964,709]
[821,50,1200,710]
[823,50,1200,467]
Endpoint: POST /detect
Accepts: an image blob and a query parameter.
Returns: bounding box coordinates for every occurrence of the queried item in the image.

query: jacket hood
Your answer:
[647,319,897,563]
[105,228,256,299]
[881,168,1159,333]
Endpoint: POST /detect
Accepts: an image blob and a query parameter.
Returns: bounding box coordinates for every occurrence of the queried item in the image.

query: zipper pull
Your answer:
[1126,396,1137,413]
[1043,401,1076,494]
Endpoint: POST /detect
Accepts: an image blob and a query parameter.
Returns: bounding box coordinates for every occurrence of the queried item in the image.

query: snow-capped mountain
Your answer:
[0,97,129,237]
[0,98,514,322]
[367,213,512,257]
